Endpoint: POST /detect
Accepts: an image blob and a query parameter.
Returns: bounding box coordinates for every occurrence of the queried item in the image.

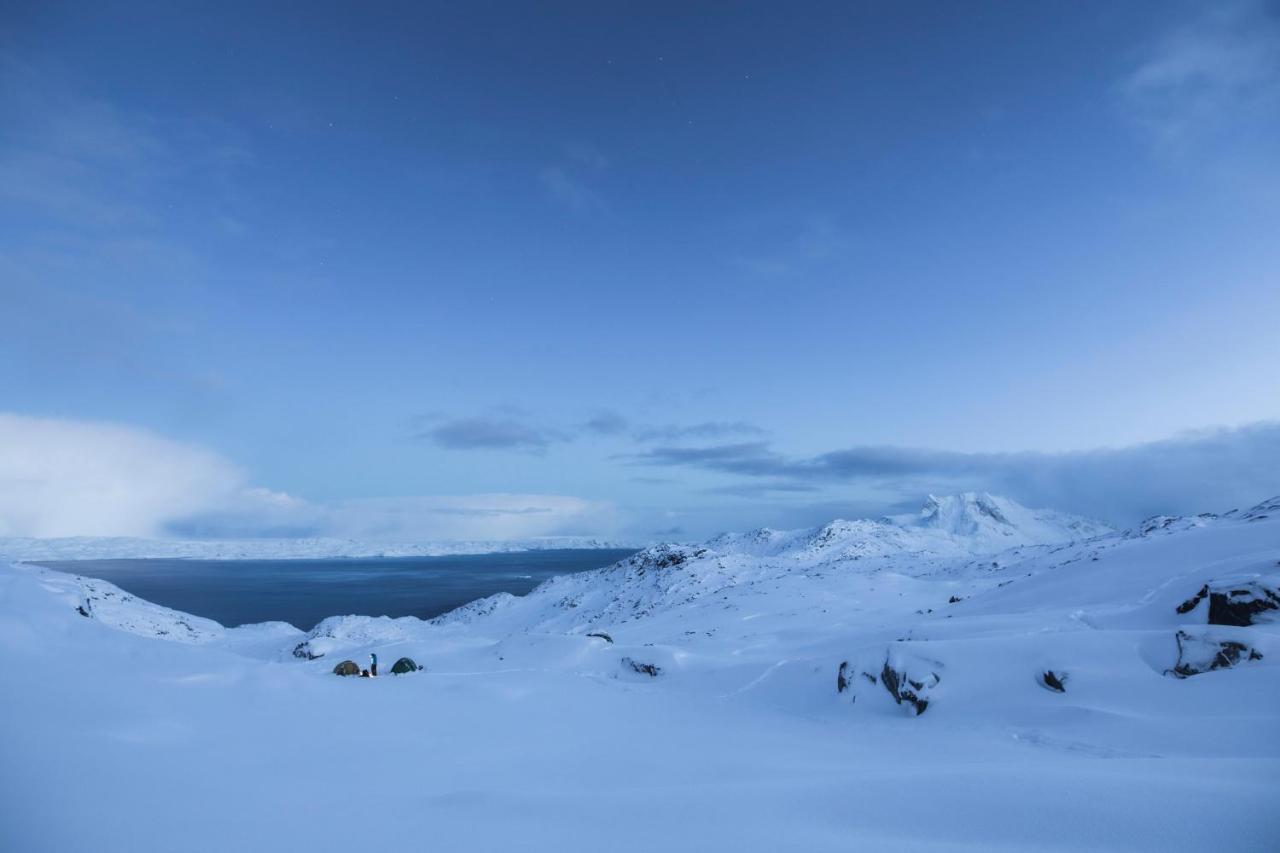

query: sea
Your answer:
[35,548,637,631]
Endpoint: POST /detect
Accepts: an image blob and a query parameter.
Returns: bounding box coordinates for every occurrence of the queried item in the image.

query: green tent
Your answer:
[333,660,360,676]
[390,657,420,675]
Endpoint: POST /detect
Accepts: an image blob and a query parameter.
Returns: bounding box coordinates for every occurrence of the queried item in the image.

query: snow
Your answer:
[1,494,1277,852]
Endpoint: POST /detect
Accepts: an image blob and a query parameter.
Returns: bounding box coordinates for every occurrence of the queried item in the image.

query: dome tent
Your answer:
[390,657,420,675]
[332,660,360,676]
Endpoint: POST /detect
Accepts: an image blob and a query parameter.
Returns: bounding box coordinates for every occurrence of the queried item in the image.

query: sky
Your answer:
[1,1,1278,541]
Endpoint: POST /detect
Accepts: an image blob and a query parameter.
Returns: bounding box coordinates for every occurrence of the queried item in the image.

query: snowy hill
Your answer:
[1,494,1277,852]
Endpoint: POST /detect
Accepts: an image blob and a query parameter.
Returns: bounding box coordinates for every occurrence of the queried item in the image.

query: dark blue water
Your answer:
[36,549,636,630]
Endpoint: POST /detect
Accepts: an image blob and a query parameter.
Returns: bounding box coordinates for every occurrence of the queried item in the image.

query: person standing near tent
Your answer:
[370,652,378,677]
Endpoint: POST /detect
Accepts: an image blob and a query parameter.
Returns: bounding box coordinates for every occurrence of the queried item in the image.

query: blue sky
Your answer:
[2,1,1278,540]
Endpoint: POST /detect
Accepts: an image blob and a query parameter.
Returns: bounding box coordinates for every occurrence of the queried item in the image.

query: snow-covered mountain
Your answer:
[2,494,1277,853]
[704,491,1111,560]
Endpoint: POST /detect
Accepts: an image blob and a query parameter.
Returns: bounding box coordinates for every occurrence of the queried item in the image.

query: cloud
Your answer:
[539,166,605,213]
[0,413,611,541]
[631,421,767,442]
[731,219,851,277]
[0,413,254,538]
[581,410,765,443]
[1119,0,1280,152]
[582,411,630,435]
[430,408,765,450]
[627,422,1280,523]
[416,415,571,452]
[0,53,252,231]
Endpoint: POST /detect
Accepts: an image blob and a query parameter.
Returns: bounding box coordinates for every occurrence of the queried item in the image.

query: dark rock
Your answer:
[586,631,614,644]
[1176,585,1209,615]
[1168,630,1264,678]
[881,659,938,715]
[1178,579,1279,626]
[332,660,361,676]
[293,642,323,660]
[390,657,419,675]
[837,661,849,693]
[1039,670,1068,693]
[623,657,661,677]
[948,595,963,604]
[76,605,90,618]
[1208,582,1279,626]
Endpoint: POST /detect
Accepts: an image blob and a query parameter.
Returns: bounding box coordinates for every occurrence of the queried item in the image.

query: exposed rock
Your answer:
[390,657,419,675]
[75,605,90,618]
[1176,579,1279,626]
[880,657,940,716]
[837,661,849,693]
[1039,670,1068,693]
[586,631,614,644]
[292,642,323,660]
[1208,581,1279,626]
[332,660,361,676]
[622,657,661,677]
[1168,630,1263,678]
[1176,585,1208,615]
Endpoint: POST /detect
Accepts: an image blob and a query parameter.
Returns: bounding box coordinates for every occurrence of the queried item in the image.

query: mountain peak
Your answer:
[898,492,1111,546]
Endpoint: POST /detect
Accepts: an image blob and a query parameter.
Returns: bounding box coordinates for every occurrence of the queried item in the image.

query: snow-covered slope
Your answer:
[2,494,1277,853]
[0,533,642,561]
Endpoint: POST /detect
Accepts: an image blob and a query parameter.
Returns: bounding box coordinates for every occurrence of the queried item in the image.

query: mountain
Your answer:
[704,492,1112,561]
[1,494,1277,852]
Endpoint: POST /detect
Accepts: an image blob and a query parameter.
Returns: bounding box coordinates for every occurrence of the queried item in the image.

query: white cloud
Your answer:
[0,413,249,537]
[0,413,612,541]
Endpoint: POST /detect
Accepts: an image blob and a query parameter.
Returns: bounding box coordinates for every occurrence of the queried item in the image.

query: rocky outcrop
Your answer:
[1167,630,1263,678]
[880,659,939,715]
[293,642,323,660]
[622,657,661,677]
[1176,579,1279,626]
[586,631,614,644]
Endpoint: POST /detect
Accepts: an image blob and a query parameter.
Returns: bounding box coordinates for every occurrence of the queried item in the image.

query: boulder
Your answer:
[622,657,661,677]
[332,660,361,676]
[1039,670,1068,693]
[390,657,419,675]
[881,659,939,716]
[1176,578,1279,626]
[837,650,941,715]
[1167,629,1263,678]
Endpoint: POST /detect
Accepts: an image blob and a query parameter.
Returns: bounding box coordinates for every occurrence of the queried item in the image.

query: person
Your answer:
[370,652,378,677]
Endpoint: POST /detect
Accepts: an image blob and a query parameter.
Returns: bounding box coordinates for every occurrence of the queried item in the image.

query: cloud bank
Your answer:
[629,422,1280,524]
[0,413,250,538]
[0,413,609,541]
[4,411,1276,541]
